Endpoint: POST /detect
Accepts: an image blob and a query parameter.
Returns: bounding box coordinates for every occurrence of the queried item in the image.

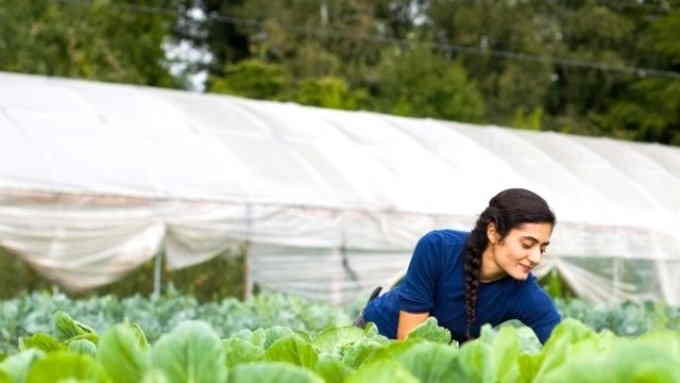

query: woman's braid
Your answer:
[463,206,499,340]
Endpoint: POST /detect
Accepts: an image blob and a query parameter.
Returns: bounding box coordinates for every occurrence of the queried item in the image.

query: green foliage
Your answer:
[405,317,452,344]
[518,320,680,383]
[0,249,55,299]
[313,356,352,383]
[4,308,680,382]
[513,107,544,131]
[540,269,576,300]
[4,289,680,363]
[209,59,292,100]
[191,0,680,146]
[67,340,97,358]
[341,340,385,369]
[141,369,169,383]
[19,334,65,354]
[0,349,45,383]
[374,46,486,122]
[222,0,382,80]
[0,247,245,302]
[596,77,680,144]
[0,0,182,87]
[427,0,557,119]
[312,327,366,355]
[54,312,95,341]
[245,327,296,350]
[553,299,680,336]
[520,319,598,382]
[223,338,265,368]
[151,321,227,383]
[229,362,324,383]
[288,76,367,110]
[345,360,418,383]
[392,342,465,382]
[25,351,109,383]
[0,292,350,355]
[162,251,246,302]
[265,335,319,369]
[457,325,522,383]
[97,324,150,383]
[209,59,366,110]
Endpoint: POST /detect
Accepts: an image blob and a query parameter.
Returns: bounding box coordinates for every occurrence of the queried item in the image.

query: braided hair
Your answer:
[463,188,556,340]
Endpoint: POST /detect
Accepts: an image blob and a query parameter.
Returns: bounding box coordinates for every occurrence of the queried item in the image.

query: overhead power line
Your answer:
[455,0,673,14]
[53,0,680,79]
[593,0,673,13]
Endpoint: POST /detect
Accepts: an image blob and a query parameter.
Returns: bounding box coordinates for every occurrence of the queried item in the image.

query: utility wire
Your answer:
[53,0,680,79]
[593,0,673,13]
[451,0,673,13]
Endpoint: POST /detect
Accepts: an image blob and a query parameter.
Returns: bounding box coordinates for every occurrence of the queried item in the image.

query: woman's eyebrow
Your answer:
[521,236,550,246]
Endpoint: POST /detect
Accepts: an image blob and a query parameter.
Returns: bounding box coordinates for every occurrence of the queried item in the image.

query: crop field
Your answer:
[1,292,679,382]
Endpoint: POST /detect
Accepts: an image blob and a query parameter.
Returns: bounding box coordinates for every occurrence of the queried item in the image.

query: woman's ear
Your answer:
[486,222,500,245]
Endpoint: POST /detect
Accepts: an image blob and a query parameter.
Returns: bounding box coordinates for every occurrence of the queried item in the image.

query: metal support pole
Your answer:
[243,203,254,300]
[340,233,359,282]
[152,247,164,299]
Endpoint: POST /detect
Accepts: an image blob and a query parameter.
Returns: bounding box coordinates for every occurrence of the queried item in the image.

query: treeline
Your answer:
[2,0,679,145]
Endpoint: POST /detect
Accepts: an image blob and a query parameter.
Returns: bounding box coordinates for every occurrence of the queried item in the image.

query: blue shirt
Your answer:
[363,229,561,344]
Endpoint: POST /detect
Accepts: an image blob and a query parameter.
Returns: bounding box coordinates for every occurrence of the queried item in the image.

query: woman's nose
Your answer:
[528,249,542,265]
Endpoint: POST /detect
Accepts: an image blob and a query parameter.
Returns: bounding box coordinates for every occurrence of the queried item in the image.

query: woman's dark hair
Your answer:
[463,188,556,340]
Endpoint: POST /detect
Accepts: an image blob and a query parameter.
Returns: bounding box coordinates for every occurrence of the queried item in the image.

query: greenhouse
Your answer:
[1,70,679,305]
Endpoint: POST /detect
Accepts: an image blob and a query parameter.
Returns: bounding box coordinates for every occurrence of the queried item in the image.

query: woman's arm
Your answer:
[395,232,444,340]
[397,311,429,340]
[398,232,442,314]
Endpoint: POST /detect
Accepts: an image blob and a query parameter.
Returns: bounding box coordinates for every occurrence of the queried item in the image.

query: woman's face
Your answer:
[489,223,553,280]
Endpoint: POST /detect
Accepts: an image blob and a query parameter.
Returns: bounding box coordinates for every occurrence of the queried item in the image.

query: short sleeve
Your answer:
[398,232,442,313]
[514,277,562,344]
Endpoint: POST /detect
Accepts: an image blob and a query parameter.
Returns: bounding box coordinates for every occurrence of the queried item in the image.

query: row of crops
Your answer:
[2,290,679,351]
[1,291,680,382]
[0,290,350,354]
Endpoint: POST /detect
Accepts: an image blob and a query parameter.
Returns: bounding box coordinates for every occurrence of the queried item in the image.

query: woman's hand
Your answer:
[397,311,429,340]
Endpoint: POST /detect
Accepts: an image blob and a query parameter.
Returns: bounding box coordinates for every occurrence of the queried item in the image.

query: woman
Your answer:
[357,188,561,344]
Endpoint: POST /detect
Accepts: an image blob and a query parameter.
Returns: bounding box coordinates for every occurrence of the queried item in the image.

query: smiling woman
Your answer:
[482,222,552,282]
[357,188,561,344]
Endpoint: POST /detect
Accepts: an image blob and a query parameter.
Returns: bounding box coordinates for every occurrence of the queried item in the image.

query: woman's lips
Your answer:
[520,264,532,273]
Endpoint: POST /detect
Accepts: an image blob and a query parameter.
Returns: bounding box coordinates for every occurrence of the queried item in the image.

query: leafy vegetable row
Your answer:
[1,311,679,383]
[2,290,679,355]
[0,290,351,353]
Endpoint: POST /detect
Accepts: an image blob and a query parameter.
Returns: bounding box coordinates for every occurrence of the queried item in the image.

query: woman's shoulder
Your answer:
[418,229,469,264]
[421,229,469,247]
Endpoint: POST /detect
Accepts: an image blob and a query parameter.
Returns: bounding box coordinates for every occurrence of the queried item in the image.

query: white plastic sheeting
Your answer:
[1,71,679,305]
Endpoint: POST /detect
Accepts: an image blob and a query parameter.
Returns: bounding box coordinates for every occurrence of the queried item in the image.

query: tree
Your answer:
[208,59,292,100]
[209,59,366,110]
[544,1,638,136]
[288,76,367,110]
[373,45,486,122]
[425,0,559,124]
[0,0,183,88]
[191,0,415,87]
[597,10,680,145]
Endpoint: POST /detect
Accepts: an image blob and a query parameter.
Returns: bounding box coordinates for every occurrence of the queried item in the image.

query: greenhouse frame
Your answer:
[1,70,679,305]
